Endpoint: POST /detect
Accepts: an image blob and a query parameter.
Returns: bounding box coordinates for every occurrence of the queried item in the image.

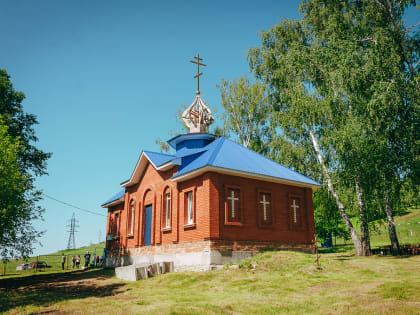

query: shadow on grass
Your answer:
[318,244,354,254]
[379,255,414,260]
[0,268,126,313]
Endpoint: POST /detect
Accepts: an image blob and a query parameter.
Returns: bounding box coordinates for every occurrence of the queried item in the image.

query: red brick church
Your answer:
[101,56,321,270]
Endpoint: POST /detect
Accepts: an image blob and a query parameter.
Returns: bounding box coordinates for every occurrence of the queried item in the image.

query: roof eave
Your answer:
[172,165,322,189]
[156,158,182,171]
[121,152,154,187]
[101,198,125,208]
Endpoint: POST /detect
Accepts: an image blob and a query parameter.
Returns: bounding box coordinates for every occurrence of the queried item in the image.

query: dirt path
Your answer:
[0,269,127,313]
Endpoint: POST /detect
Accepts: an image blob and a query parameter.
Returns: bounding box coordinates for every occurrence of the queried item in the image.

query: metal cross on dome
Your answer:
[182,53,214,133]
[190,53,206,95]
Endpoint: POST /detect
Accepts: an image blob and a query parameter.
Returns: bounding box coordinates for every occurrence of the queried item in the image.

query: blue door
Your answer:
[144,205,152,246]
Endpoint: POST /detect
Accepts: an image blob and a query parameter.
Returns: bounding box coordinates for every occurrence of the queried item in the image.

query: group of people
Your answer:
[60,251,103,270]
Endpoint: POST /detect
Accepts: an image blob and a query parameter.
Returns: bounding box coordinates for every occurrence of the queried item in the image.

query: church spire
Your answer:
[182,54,214,133]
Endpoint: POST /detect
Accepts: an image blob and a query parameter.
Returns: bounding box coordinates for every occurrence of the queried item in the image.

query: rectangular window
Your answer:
[165,193,171,228]
[258,192,272,226]
[187,191,193,225]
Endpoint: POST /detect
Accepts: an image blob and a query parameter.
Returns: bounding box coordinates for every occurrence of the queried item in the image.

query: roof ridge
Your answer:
[222,137,319,184]
[143,150,175,157]
[207,137,226,165]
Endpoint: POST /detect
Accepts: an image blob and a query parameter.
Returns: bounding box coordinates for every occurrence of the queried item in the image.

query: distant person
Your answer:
[61,254,66,270]
[71,256,76,269]
[84,251,91,267]
[76,255,81,269]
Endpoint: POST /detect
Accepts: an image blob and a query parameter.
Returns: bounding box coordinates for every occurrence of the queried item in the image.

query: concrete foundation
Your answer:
[115,261,175,281]
[107,240,313,271]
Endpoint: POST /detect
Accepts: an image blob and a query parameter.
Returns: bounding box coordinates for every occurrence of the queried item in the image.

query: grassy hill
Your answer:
[2,242,106,279]
[370,208,420,247]
[1,247,419,314]
[1,210,419,313]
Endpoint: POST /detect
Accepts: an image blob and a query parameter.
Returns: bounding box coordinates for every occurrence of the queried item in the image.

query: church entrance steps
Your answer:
[115,261,174,281]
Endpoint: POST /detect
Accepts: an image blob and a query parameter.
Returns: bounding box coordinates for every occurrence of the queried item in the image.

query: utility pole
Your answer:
[66,213,79,250]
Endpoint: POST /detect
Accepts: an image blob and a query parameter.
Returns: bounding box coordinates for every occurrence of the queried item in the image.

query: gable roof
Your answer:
[103,134,321,206]
[101,188,125,208]
[172,137,321,188]
[120,151,177,187]
[144,151,176,167]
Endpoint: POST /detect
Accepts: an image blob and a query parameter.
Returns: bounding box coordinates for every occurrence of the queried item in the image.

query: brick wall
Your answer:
[106,162,315,253]
[212,173,315,245]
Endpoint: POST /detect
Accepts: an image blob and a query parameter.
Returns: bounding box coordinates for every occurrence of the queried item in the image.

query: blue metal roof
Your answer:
[167,133,216,149]
[101,188,125,207]
[143,151,175,167]
[106,133,320,206]
[172,137,321,186]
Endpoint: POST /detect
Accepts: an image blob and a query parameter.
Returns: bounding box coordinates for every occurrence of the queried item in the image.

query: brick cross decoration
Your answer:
[260,194,270,221]
[227,190,239,218]
[291,199,299,223]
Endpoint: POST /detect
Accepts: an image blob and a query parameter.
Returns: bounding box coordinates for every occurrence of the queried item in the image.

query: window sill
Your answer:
[224,222,244,227]
[162,227,172,233]
[127,234,134,238]
[183,223,196,230]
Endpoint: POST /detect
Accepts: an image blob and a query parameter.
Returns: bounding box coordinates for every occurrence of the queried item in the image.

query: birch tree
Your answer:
[246,0,418,255]
[218,77,271,154]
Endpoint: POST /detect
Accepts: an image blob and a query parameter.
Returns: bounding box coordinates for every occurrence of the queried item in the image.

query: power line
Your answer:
[43,194,107,217]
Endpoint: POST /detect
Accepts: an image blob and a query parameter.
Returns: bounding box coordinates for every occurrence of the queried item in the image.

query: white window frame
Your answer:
[165,193,171,228]
[129,203,135,235]
[187,191,193,225]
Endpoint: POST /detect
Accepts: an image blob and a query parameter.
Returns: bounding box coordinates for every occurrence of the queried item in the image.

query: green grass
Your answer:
[370,208,420,247]
[1,242,105,279]
[323,208,420,251]
[1,250,419,314]
[1,209,419,314]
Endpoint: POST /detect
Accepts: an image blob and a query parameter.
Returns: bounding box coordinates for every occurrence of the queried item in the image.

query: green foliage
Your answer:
[243,0,419,250]
[0,119,43,259]
[0,69,51,176]
[313,188,349,242]
[217,76,271,154]
[0,69,51,259]
[155,138,170,153]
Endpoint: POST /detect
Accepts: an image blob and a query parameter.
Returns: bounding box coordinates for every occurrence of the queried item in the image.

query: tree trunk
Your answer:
[308,129,363,255]
[384,193,399,254]
[355,181,371,256]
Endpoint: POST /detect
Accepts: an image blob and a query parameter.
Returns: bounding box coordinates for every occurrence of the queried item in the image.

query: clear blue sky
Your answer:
[1,1,418,256]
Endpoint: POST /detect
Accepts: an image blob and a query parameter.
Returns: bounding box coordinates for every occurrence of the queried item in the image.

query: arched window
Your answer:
[128,201,135,236]
[163,188,171,229]
[114,212,120,236]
